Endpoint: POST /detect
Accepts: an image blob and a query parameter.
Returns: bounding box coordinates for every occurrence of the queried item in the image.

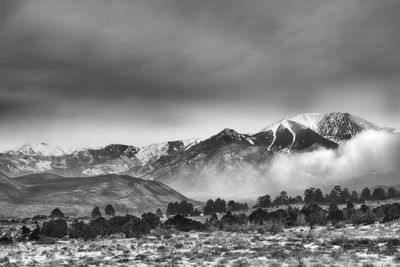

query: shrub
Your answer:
[68,220,86,239]
[82,224,98,240]
[29,226,41,241]
[328,203,344,225]
[248,209,268,225]
[375,203,400,222]
[108,215,132,232]
[41,219,68,238]
[350,210,377,225]
[141,212,160,229]
[301,204,327,226]
[221,212,248,227]
[89,217,108,237]
[21,225,31,237]
[0,235,13,245]
[164,214,204,232]
[119,217,152,238]
[206,213,222,230]
[286,207,306,227]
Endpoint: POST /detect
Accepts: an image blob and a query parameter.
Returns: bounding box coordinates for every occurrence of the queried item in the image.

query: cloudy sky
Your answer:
[1,0,399,151]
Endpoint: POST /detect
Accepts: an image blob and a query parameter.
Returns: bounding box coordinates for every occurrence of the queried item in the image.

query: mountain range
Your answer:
[0,112,393,178]
[0,112,398,209]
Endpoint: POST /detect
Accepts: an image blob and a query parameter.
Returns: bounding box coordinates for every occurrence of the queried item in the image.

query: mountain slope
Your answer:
[0,171,23,200]
[260,119,338,151]
[1,173,193,217]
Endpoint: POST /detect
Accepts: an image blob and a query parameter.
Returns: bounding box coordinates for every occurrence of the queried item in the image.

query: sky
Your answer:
[1,0,399,151]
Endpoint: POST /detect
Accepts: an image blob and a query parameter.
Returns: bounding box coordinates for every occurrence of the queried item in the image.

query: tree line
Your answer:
[255,185,399,208]
[166,199,249,216]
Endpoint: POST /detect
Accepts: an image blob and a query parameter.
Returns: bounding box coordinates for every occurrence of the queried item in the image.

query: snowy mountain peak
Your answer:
[8,143,73,157]
[289,113,325,131]
[261,112,382,142]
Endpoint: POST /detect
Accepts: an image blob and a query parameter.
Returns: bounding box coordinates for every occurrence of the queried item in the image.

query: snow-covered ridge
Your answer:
[290,113,325,131]
[6,143,76,157]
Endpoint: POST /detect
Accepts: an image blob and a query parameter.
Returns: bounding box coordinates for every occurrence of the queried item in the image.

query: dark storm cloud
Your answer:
[0,0,399,149]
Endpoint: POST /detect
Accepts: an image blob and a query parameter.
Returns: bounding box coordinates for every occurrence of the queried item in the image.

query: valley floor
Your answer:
[1,221,400,266]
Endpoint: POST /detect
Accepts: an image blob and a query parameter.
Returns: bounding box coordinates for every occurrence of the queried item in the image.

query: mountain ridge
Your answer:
[0,112,394,183]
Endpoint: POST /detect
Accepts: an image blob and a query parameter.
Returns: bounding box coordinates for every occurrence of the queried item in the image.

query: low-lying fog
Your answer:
[174,130,400,201]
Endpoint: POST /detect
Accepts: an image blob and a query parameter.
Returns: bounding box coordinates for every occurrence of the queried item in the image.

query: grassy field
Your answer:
[1,220,400,266]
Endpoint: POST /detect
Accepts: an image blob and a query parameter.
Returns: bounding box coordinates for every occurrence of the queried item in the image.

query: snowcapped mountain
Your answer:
[0,138,201,177]
[0,112,393,184]
[7,143,75,157]
[262,112,382,144]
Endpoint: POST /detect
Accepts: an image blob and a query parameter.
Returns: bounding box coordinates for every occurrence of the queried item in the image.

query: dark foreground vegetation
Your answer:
[1,199,400,245]
[1,185,399,245]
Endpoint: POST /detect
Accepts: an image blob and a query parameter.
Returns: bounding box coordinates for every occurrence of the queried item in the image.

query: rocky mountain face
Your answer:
[0,112,390,188]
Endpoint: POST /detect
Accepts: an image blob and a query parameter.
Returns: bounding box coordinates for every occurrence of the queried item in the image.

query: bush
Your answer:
[286,207,306,227]
[350,210,377,225]
[248,209,268,225]
[68,220,86,239]
[164,214,204,232]
[0,235,13,245]
[141,212,160,229]
[119,217,152,238]
[108,215,132,232]
[205,213,222,230]
[374,203,400,222]
[21,225,31,237]
[29,226,41,241]
[301,204,327,226]
[328,203,344,225]
[89,217,108,237]
[41,219,68,238]
[221,212,248,227]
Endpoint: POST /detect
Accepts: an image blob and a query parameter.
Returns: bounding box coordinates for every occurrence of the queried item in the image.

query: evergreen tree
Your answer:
[371,188,386,200]
[203,199,216,215]
[304,188,315,204]
[105,204,116,216]
[314,189,325,203]
[329,185,342,204]
[256,195,272,208]
[50,208,65,218]
[340,188,352,203]
[387,187,398,199]
[155,208,163,218]
[351,191,359,203]
[91,207,102,218]
[214,198,226,213]
[361,187,371,201]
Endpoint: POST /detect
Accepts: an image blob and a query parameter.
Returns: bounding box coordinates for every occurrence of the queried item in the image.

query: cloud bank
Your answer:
[177,131,400,200]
